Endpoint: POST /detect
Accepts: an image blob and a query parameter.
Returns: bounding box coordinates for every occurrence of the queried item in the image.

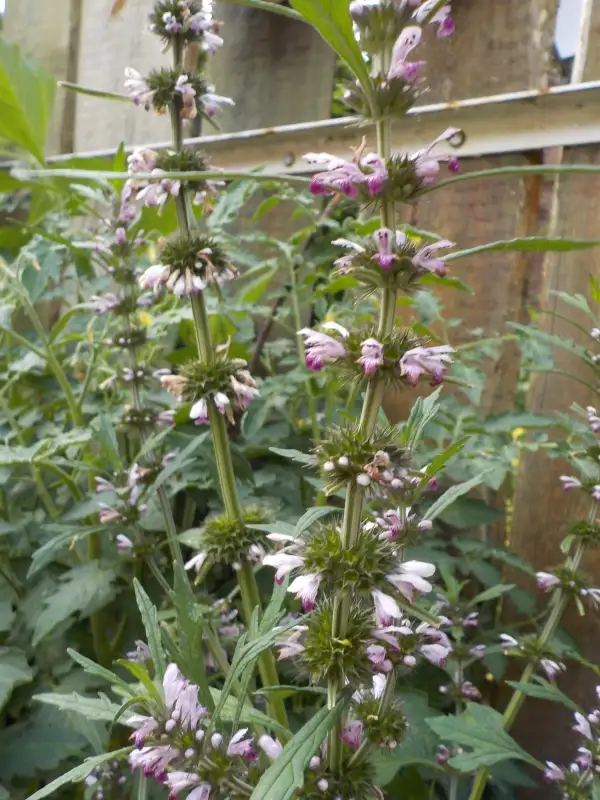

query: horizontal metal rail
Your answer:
[5,81,600,174]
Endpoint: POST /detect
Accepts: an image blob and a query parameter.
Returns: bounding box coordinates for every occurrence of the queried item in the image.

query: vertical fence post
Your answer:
[383,0,556,547]
[508,0,600,779]
[3,0,81,155]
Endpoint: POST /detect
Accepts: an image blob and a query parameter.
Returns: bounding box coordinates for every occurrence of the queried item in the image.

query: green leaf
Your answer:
[505,678,580,712]
[250,699,347,800]
[133,579,167,681]
[427,703,542,772]
[28,526,103,577]
[468,584,515,606]
[0,38,56,162]
[23,747,132,800]
[399,387,442,448]
[484,411,556,432]
[218,0,304,20]
[33,692,125,722]
[270,447,317,466]
[289,0,373,96]
[150,433,209,495]
[0,647,33,712]
[438,497,505,529]
[210,689,290,738]
[445,237,600,262]
[294,506,338,536]
[33,563,117,646]
[59,81,131,102]
[0,707,88,782]
[67,649,134,695]
[426,473,490,522]
[424,437,468,480]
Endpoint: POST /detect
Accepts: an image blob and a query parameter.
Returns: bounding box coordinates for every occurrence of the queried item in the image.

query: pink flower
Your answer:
[372,589,402,626]
[373,228,397,269]
[288,573,322,611]
[412,239,455,276]
[227,728,256,760]
[340,720,363,750]
[128,714,159,748]
[116,534,134,552]
[388,26,425,82]
[360,152,389,195]
[129,745,179,780]
[200,87,235,117]
[124,68,155,108]
[387,560,435,602]
[400,345,454,385]
[332,237,366,272]
[411,128,462,184]
[540,658,565,682]
[358,338,384,376]
[413,1,455,37]
[262,552,305,583]
[587,406,600,432]
[185,551,208,573]
[536,571,560,591]
[574,712,593,740]
[304,152,367,197]
[299,323,349,371]
[190,398,209,425]
[543,762,565,782]
[560,475,582,491]
[276,625,307,660]
[139,264,170,293]
[259,735,283,761]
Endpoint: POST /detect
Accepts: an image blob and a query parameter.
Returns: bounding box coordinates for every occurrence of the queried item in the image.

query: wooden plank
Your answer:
[508,0,600,778]
[73,0,170,152]
[3,0,77,154]
[384,0,555,436]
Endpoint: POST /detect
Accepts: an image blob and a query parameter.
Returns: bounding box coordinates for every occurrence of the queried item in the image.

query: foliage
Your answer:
[0,6,599,800]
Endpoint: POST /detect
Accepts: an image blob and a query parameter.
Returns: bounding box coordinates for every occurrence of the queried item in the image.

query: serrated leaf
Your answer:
[67,649,134,696]
[250,699,346,800]
[468,584,515,606]
[270,447,317,466]
[23,746,132,800]
[427,703,542,772]
[133,579,167,681]
[0,38,56,162]
[28,526,103,577]
[0,707,88,782]
[33,563,117,645]
[505,678,580,712]
[0,647,33,712]
[398,388,442,448]
[33,692,126,723]
[294,506,338,536]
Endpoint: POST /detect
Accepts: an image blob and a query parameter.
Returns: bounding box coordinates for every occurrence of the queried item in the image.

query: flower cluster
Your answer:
[125,67,233,122]
[128,663,262,797]
[182,506,272,572]
[544,688,600,798]
[333,227,455,291]
[120,148,225,220]
[345,3,454,118]
[159,352,259,425]
[299,322,453,386]
[139,234,237,296]
[149,1,224,51]
[305,128,460,202]
[500,633,566,682]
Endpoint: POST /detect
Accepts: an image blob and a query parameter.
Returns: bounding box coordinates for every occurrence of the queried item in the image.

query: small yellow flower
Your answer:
[511,427,525,441]
[139,311,153,327]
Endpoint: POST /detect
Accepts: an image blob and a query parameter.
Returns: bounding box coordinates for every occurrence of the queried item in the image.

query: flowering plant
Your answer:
[3,1,600,799]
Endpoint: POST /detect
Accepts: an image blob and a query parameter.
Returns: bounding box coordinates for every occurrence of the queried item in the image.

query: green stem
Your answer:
[238,560,289,734]
[168,51,287,729]
[467,533,591,800]
[327,115,397,774]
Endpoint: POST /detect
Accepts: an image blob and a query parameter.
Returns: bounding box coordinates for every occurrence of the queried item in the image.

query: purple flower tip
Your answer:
[448,156,460,173]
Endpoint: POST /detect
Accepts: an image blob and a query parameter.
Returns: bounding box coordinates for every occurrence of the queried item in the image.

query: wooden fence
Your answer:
[4,0,600,788]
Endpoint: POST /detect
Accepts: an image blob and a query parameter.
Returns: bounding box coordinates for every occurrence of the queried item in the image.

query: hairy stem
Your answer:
[328,115,397,772]
[468,518,594,800]
[168,41,286,730]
